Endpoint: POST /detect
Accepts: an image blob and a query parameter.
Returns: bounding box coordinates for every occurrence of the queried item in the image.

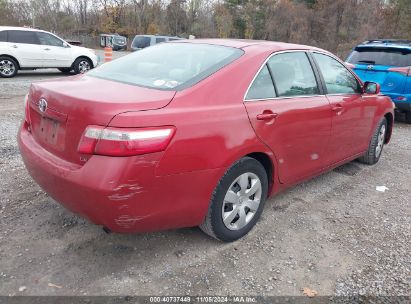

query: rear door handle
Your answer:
[257,111,278,120]
[44,48,51,51]
[11,45,18,48]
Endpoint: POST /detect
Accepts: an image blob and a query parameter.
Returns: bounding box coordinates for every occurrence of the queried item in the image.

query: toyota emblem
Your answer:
[38,98,48,113]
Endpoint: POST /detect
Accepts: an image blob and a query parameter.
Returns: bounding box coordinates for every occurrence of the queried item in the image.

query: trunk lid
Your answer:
[28,75,175,165]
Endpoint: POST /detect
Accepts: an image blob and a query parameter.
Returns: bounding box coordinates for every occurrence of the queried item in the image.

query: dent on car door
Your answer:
[311,52,375,163]
[7,30,44,67]
[36,32,72,67]
[244,51,332,184]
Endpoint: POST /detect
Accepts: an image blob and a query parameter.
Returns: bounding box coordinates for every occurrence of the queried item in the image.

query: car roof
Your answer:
[171,38,326,53]
[356,39,411,50]
[133,35,180,38]
[0,26,49,34]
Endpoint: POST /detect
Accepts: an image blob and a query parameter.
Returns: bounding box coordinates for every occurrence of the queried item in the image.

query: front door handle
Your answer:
[44,48,51,51]
[11,45,18,48]
[257,111,278,120]
[332,104,343,112]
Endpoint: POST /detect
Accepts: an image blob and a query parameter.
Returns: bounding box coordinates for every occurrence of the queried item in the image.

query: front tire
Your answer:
[73,57,92,74]
[200,157,268,242]
[0,56,18,78]
[358,117,387,165]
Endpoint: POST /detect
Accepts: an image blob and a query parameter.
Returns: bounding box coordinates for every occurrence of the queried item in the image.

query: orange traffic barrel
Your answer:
[104,47,113,62]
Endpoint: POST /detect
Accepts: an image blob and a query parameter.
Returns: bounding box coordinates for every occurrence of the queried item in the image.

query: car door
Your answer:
[7,30,44,67]
[311,52,375,164]
[244,51,332,184]
[36,32,72,68]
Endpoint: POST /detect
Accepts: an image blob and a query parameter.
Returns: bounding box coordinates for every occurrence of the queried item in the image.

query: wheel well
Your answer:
[0,54,20,69]
[246,152,274,194]
[384,113,393,143]
[72,56,94,68]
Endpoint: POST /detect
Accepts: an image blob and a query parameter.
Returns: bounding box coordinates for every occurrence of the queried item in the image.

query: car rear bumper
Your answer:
[18,123,221,233]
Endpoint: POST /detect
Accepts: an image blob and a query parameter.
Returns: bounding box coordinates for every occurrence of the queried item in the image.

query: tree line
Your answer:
[0,0,410,56]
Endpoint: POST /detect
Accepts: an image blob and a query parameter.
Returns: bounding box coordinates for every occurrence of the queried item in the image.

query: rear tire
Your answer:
[58,67,72,74]
[200,157,268,242]
[0,56,18,78]
[405,112,411,124]
[358,117,387,165]
[73,57,92,74]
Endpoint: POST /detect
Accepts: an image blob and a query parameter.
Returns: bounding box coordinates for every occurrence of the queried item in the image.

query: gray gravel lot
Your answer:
[0,51,410,297]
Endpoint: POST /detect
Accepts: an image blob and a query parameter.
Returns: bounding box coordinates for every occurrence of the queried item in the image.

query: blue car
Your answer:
[346,39,411,123]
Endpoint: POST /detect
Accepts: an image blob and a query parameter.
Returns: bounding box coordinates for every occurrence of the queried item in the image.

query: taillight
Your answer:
[24,94,31,126]
[388,66,411,76]
[78,126,176,156]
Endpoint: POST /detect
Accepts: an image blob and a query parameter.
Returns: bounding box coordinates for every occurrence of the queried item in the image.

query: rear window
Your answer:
[155,37,166,44]
[348,47,411,67]
[88,43,243,90]
[8,30,39,44]
[132,36,151,49]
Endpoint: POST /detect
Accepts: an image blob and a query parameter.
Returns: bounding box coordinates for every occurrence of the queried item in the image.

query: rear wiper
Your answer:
[357,60,376,64]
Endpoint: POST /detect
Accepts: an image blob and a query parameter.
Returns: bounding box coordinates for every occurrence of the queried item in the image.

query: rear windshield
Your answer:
[88,43,244,90]
[348,47,411,67]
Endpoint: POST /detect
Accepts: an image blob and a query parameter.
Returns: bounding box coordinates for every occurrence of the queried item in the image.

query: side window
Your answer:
[267,52,319,97]
[0,31,7,42]
[313,53,361,94]
[8,30,39,45]
[245,65,276,100]
[135,36,151,48]
[155,37,166,44]
[36,32,64,47]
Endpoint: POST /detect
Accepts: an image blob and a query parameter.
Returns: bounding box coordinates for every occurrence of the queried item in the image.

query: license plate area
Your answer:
[38,117,65,150]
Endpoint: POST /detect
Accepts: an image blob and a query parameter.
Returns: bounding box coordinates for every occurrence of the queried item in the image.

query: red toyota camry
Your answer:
[18,39,394,242]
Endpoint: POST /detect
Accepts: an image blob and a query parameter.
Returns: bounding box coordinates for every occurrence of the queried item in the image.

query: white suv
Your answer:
[0,26,98,78]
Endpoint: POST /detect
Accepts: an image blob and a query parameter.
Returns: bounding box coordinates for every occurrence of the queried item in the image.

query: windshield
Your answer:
[348,47,411,67]
[88,43,244,90]
[114,36,126,43]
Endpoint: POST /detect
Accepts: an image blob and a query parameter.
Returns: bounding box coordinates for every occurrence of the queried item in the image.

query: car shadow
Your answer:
[15,69,69,78]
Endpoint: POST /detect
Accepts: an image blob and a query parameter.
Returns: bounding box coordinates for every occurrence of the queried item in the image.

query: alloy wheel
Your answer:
[375,124,386,157]
[0,60,15,76]
[78,60,91,73]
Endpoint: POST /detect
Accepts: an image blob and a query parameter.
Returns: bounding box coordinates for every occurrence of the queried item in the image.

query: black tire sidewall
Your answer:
[210,158,268,242]
[0,57,18,78]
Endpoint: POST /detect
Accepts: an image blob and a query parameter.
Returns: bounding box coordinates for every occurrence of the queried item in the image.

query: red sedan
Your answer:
[18,39,394,242]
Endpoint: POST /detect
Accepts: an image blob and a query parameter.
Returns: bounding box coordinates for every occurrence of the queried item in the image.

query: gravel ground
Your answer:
[0,51,410,298]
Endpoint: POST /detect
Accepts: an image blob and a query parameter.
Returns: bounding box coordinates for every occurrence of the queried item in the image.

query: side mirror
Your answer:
[63,42,70,48]
[363,81,380,94]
